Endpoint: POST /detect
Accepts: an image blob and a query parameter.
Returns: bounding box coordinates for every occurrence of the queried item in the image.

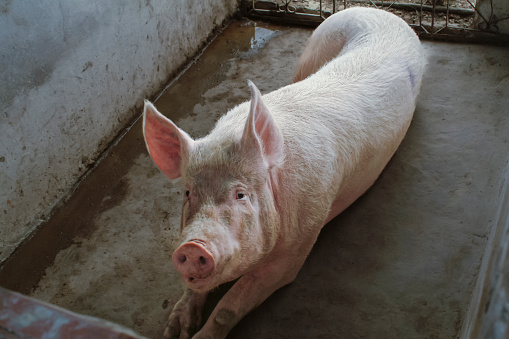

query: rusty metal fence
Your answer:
[242,0,509,45]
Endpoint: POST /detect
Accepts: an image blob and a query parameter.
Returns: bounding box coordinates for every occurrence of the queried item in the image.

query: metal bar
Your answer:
[353,1,474,16]
[246,0,507,41]
[465,0,491,30]
[244,7,509,45]
[384,0,399,11]
[433,25,447,34]
[368,0,380,9]
[446,0,449,29]
[249,1,475,23]
[419,0,430,34]
[252,1,475,19]
[431,0,435,33]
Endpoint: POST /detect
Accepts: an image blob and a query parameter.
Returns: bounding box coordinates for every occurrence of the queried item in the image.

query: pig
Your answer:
[143,7,425,339]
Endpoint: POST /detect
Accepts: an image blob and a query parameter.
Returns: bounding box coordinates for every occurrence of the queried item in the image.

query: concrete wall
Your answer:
[462,159,509,338]
[475,0,509,34]
[0,0,239,264]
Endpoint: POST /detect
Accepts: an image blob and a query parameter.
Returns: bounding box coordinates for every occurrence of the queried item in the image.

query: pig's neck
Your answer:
[267,168,279,209]
[267,167,286,246]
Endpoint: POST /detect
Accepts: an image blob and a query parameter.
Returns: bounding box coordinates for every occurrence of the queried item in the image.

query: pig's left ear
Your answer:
[241,81,284,169]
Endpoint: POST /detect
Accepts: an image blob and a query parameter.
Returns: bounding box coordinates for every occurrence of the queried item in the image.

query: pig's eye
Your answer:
[236,191,247,200]
[185,190,190,198]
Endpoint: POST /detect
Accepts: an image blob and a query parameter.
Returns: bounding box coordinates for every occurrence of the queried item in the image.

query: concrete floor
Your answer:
[1,18,508,339]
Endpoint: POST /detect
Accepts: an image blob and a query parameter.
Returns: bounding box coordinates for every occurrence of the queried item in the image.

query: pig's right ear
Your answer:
[143,100,194,180]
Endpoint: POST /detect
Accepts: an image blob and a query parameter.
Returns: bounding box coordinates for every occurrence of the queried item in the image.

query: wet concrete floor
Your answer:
[1,18,509,339]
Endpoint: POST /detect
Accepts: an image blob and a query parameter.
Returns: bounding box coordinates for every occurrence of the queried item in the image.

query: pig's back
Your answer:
[294,7,424,97]
[265,7,424,221]
[275,10,420,149]
[210,7,424,230]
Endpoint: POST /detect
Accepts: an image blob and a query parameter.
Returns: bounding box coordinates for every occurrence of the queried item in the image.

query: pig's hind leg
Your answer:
[164,289,208,339]
[293,20,347,82]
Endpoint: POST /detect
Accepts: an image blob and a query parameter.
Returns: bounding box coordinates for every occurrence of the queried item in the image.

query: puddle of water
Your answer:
[236,21,283,58]
[155,20,288,130]
[251,26,280,49]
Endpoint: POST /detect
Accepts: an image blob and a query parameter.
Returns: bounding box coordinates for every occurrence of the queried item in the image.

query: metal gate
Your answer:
[242,0,509,45]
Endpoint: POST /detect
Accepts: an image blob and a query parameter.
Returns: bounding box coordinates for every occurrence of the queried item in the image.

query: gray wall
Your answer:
[462,159,509,338]
[0,0,239,263]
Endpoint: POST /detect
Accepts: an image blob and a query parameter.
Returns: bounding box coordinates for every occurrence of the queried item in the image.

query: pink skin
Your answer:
[173,241,215,289]
[143,7,424,339]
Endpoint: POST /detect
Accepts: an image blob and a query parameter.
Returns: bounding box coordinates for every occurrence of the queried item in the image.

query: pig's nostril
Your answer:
[173,241,215,282]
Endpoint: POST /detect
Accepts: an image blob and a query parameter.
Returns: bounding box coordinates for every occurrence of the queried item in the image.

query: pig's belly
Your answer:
[323,134,405,226]
[323,173,377,225]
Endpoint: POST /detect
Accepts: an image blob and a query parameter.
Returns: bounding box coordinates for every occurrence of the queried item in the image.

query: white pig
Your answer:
[143,7,425,339]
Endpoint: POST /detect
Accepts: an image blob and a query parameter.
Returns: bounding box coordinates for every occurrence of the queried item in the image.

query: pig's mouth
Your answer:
[182,266,218,292]
[184,274,213,290]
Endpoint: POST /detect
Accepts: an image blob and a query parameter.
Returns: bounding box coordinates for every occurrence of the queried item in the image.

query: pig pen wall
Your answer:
[462,159,509,338]
[0,0,240,264]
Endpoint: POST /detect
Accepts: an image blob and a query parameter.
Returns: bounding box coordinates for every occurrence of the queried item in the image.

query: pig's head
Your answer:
[143,81,284,292]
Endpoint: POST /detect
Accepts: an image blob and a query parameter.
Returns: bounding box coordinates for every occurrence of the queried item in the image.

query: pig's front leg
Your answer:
[193,259,301,339]
[165,288,208,339]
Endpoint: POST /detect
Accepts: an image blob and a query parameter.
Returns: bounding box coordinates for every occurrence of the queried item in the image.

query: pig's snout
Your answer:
[173,241,215,284]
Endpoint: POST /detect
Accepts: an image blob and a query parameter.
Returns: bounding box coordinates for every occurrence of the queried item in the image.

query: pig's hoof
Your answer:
[164,302,203,339]
[163,325,173,338]
[164,314,195,339]
[164,289,207,338]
